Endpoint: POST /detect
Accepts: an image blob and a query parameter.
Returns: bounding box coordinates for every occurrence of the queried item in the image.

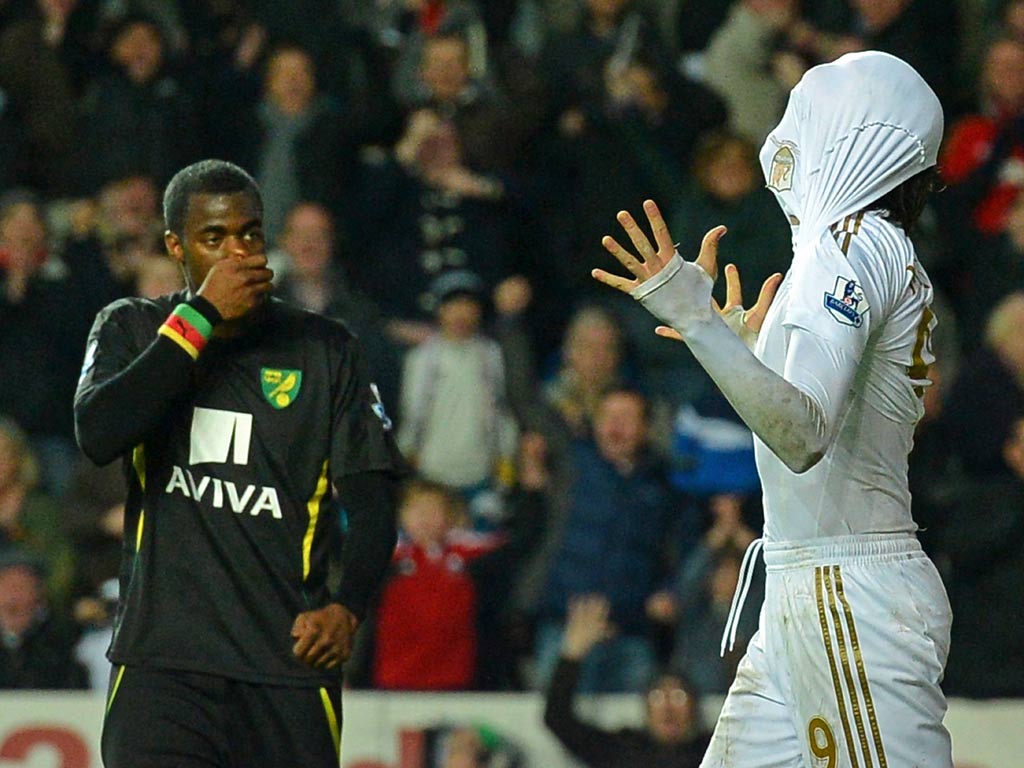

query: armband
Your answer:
[158,303,214,360]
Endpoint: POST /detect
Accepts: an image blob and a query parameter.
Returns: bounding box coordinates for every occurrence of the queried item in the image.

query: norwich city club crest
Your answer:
[261,368,302,409]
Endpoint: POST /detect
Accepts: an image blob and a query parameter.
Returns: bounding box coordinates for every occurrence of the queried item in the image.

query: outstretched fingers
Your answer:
[592,268,637,293]
[694,225,727,281]
[723,263,743,312]
[616,209,657,262]
[601,234,645,277]
[643,199,675,256]
[744,273,784,333]
[655,325,685,342]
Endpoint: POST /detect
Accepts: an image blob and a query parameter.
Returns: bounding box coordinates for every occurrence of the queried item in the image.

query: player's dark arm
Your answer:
[333,469,399,620]
[74,296,221,465]
[543,658,628,768]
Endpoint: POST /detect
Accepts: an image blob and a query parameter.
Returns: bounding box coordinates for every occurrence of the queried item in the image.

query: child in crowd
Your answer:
[397,270,518,526]
[373,479,503,690]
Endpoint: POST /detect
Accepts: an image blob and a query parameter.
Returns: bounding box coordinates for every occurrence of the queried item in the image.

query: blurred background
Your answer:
[1,0,1023,765]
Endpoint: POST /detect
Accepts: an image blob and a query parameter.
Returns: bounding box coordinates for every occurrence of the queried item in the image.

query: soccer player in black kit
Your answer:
[74,160,402,767]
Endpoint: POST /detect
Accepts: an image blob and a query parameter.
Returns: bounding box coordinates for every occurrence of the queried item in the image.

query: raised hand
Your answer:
[592,199,727,334]
[197,254,274,322]
[592,199,717,291]
[656,264,783,350]
[561,594,615,661]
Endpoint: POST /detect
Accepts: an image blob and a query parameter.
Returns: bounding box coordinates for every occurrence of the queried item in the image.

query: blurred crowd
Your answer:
[2,0,1024,724]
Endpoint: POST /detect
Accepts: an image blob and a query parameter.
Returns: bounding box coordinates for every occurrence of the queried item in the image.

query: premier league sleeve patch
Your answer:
[823,277,868,327]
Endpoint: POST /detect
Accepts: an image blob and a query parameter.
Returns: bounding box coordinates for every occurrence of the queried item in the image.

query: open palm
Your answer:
[593,199,782,344]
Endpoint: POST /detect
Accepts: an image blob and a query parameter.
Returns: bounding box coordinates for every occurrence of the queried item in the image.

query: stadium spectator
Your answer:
[543,306,627,438]
[0,418,75,608]
[940,36,1024,247]
[402,29,531,173]
[72,576,117,690]
[372,473,544,690]
[372,479,501,690]
[60,453,123,600]
[387,2,489,106]
[133,254,185,298]
[942,292,1024,480]
[540,19,726,295]
[939,415,1024,697]
[397,270,518,509]
[702,0,799,143]
[844,0,960,106]
[669,132,790,310]
[0,0,90,192]
[224,42,352,243]
[663,494,763,694]
[0,549,87,690]
[77,15,201,193]
[0,190,90,492]
[61,174,165,333]
[543,594,711,768]
[947,189,1024,351]
[273,201,400,414]
[350,108,514,324]
[773,0,959,106]
[532,389,695,693]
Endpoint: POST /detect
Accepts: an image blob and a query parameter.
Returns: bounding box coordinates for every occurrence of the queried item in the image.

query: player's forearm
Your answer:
[75,340,195,464]
[334,470,399,620]
[659,309,827,473]
[632,255,836,473]
[679,315,830,474]
[74,298,221,465]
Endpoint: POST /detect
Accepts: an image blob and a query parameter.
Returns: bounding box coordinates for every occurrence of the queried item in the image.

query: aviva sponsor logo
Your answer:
[164,466,282,518]
[190,407,253,465]
[174,406,282,517]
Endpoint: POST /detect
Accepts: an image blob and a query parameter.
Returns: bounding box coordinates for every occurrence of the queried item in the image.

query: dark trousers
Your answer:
[102,666,341,767]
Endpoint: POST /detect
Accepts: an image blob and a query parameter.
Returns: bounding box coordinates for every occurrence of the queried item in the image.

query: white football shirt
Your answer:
[754,210,936,540]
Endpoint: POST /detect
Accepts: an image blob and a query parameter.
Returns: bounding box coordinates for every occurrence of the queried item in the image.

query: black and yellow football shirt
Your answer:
[76,291,402,686]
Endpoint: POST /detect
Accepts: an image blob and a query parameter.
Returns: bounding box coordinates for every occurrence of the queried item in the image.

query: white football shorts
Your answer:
[701,534,952,768]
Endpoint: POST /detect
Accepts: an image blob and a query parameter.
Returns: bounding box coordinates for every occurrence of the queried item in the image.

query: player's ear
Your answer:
[164,230,184,264]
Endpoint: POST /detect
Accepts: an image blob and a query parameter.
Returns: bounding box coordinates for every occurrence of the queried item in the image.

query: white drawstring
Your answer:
[720,538,763,657]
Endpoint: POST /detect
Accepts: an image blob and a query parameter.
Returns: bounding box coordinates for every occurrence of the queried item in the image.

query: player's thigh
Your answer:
[226,681,341,768]
[792,559,952,768]
[101,666,226,768]
[700,633,805,768]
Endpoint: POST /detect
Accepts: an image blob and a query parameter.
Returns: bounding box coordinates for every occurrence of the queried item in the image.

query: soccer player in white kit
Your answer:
[592,51,953,768]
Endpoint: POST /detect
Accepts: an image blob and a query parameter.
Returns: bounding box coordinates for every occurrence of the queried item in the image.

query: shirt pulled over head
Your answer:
[758,50,944,252]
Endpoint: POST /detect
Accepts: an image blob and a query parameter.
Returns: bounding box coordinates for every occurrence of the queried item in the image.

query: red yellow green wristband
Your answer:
[158,303,214,360]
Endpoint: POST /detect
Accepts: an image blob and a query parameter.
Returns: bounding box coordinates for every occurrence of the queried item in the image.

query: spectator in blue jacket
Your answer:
[533,388,697,693]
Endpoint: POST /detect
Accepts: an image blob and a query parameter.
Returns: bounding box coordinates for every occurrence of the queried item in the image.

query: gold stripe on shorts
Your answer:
[835,565,889,768]
[815,566,859,768]
[824,566,874,767]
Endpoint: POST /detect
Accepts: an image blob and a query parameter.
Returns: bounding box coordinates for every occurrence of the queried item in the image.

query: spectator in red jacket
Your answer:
[940,36,1024,236]
[373,478,503,690]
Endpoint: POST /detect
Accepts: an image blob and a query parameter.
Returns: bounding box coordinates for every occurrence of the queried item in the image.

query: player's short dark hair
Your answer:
[871,166,939,234]
[163,160,262,235]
